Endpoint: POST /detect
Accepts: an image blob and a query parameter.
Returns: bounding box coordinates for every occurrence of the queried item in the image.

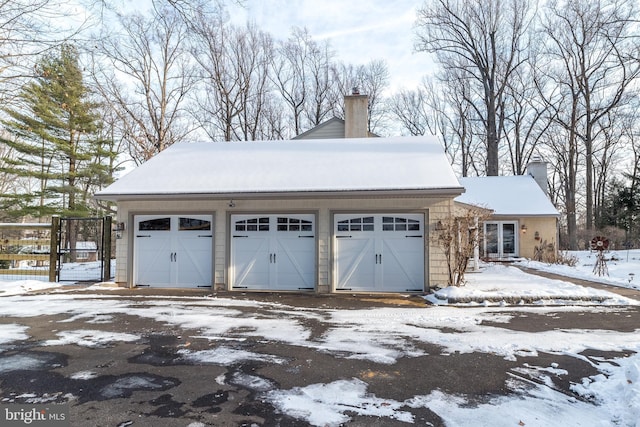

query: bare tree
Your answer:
[91,3,194,163]
[434,207,490,287]
[415,0,533,176]
[189,12,274,141]
[270,27,334,137]
[502,45,552,175]
[539,0,640,247]
[387,87,431,136]
[330,60,390,135]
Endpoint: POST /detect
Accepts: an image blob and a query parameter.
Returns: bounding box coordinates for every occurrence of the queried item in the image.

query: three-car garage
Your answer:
[96,137,465,292]
[132,212,426,293]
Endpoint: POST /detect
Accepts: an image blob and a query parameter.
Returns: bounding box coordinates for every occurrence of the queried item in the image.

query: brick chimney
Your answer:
[344,88,369,138]
[526,156,549,196]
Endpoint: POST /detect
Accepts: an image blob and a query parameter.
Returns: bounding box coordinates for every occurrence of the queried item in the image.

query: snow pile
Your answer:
[426,264,637,306]
[570,355,640,424]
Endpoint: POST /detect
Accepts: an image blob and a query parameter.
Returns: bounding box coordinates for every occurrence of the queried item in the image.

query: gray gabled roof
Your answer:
[95,136,463,201]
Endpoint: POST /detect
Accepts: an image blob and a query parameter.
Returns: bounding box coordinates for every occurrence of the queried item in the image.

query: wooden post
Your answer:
[102,216,112,282]
[49,216,60,282]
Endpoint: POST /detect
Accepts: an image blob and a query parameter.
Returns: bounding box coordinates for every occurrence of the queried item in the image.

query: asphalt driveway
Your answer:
[0,288,638,426]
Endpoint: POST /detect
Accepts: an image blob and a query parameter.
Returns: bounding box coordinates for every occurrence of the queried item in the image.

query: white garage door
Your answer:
[134,215,213,288]
[334,213,425,292]
[230,214,315,291]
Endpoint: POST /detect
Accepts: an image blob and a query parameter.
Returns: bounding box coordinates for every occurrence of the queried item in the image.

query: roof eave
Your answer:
[94,186,465,202]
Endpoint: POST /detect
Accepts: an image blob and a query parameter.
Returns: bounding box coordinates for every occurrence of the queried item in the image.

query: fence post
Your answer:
[49,216,60,282]
[102,216,112,282]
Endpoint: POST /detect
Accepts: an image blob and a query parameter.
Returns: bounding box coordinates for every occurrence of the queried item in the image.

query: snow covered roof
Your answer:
[456,176,560,217]
[95,136,463,200]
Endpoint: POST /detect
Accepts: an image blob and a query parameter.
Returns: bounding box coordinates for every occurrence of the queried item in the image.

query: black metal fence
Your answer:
[56,216,114,283]
[0,216,114,285]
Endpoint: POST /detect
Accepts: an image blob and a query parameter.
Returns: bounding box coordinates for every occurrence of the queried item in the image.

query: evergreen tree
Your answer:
[598,177,640,246]
[0,44,115,219]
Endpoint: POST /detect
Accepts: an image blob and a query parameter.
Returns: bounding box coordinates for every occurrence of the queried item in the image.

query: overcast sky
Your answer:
[227,0,436,92]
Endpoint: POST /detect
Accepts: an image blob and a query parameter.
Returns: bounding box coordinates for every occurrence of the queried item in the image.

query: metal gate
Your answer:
[56,217,113,283]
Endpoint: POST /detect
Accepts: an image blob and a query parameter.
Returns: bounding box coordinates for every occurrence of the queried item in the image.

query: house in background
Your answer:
[95,123,464,292]
[455,160,560,260]
[294,91,378,140]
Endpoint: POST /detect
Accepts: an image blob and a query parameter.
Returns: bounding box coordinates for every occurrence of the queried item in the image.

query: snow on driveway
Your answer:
[0,253,639,426]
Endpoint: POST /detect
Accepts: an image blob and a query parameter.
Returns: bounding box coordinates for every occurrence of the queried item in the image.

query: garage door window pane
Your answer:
[382,217,421,232]
[278,217,313,231]
[338,217,374,231]
[236,218,269,231]
[179,218,211,231]
[139,218,170,231]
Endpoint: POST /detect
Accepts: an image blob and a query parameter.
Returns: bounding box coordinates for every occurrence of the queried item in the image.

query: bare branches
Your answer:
[91,4,194,163]
[415,0,534,175]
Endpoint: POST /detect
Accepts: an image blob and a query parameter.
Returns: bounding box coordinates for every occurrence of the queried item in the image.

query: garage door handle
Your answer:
[198,235,212,238]
[298,235,314,238]
[233,235,248,238]
[136,235,151,238]
[406,235,423,238]
[336,235,352,239]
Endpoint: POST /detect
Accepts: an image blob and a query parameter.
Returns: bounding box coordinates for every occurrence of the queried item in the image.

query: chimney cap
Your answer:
[351,87,360,95]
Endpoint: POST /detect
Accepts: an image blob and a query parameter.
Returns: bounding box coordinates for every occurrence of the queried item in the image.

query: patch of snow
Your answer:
[0,353,62,373]
[0,280,61,296]
[229,372,276,392]
[70,371,98,380]
[100,375,166,399]
[264,378,413,427]
[178,346,285,365]
[43,329,140,348]
[0,324,29,346]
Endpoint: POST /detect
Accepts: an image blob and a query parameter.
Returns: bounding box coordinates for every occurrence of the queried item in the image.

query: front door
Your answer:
[484,221,518,258]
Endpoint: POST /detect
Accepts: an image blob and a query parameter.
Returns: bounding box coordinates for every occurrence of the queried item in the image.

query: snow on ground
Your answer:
[0,251,639,425]
[520,248,640,290]
[0,279,62,296]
